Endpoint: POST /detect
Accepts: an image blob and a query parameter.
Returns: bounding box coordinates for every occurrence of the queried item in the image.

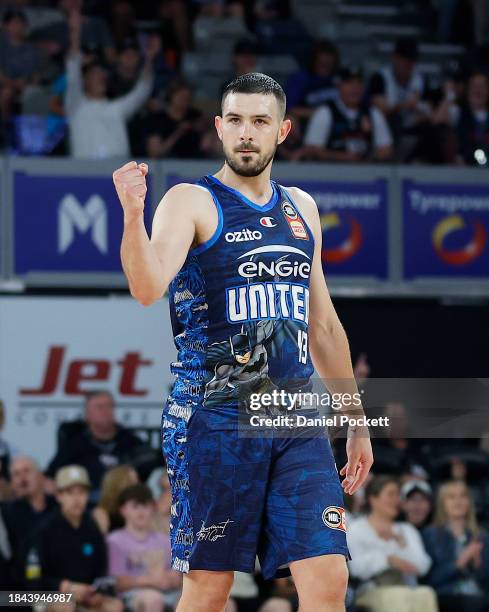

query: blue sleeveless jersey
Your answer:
[162,176,351,577]
[166,174,315,416]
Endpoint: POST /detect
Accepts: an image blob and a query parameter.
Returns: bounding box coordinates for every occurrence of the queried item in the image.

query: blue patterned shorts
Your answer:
[162,404,350,580]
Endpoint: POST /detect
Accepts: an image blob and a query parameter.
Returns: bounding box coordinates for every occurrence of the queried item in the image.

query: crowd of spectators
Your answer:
[0,391,306,611]
[1,379,489,611]
[1,0,489,609]
[0,0,489,165]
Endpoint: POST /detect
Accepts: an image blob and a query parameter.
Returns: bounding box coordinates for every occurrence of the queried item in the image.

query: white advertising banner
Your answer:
[0,296,176,469]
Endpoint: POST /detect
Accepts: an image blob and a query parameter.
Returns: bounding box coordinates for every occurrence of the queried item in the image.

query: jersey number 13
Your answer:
[297,330,308,364]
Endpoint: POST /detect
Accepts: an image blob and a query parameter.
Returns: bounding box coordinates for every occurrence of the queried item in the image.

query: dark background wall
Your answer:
[336,298,488,377]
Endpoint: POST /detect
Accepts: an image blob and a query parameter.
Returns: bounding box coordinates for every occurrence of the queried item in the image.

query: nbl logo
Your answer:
[322,506,346,532]
[282,200,298,220]
[281,200,309,241]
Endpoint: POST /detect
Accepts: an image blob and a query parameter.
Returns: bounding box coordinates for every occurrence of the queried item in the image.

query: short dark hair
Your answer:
[233,38,259,56]
[82,61,108,79]
[394,37,418,61]
[312,39,338,62]
[84,390,114,408]
[118,483,154,507]
[164,76,193,104]
[221,72,286,119]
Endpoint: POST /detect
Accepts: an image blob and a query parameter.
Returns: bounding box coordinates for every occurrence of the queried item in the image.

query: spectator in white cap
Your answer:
[401,479,433,531]
[35,465,123,612]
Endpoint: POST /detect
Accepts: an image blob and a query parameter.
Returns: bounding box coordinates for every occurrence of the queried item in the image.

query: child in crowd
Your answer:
[107,483,181,611]
[41,465,122,612]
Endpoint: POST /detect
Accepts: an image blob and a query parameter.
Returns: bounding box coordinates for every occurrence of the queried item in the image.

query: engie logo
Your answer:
[260,216,277,227]
[58,194,108,254]
[225,229,262,242]
[320,212,362,263]
[432,214,487,266]
[322,506,346,532]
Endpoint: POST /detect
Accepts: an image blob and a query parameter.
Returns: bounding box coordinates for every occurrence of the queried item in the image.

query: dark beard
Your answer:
[224,147,276,177]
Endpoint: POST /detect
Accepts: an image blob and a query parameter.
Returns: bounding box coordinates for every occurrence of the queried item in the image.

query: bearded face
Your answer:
[223,139,277,177]
[217,92,285,177]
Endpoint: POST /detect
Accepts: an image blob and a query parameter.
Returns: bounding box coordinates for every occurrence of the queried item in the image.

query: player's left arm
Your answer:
[288,187,374,495]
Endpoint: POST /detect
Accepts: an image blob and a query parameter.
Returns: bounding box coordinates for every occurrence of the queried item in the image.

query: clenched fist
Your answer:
[113,161,148,222]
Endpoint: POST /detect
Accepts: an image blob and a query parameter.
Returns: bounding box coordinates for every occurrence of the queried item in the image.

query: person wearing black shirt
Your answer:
[296,66,393,162]
[1,456,58,588]
[455,72,489,165]
[286,38,339,124]
[0,507,11,589]
[3,456,57,551]
[45,391,145,503]
[39,465,122,612]
[0,400,12,485]
[144,77,204,159]
[108,40,142,98]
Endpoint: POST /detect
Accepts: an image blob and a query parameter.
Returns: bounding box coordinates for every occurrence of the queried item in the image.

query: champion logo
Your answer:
[260,216,277,227]
[322,506,346,532]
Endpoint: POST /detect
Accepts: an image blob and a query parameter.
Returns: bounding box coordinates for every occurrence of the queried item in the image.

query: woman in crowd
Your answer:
[348,475,438,612]
[92,464,138,534]
[422,480,489,612]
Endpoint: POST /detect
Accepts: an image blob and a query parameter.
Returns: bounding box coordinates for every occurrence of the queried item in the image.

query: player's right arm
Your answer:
[113,161,209,306]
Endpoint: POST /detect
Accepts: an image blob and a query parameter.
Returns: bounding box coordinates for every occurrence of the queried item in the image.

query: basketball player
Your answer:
[113,73,373,612]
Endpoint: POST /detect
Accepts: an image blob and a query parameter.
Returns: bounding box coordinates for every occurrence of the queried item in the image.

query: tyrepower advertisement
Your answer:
[0,297,175,468]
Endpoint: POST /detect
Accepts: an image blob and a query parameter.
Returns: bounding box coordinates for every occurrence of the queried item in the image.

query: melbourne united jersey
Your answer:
[166,174,315,415]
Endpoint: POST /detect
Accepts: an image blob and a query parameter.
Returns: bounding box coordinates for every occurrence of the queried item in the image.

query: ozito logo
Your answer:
[322,506,346,532]
[432,214,487,266]
[225,228,262,242]
[320,212,362,263]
